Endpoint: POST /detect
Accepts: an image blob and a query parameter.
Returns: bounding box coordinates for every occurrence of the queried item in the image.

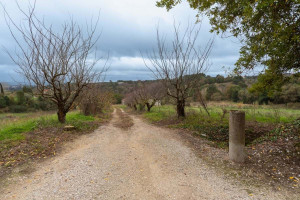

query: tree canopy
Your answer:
[157,0,300,93]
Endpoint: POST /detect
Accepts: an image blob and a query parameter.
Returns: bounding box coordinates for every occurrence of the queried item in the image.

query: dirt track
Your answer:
[0,109,295,200]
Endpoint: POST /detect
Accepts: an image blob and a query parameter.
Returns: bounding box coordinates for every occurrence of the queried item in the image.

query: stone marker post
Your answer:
[229,110,245,163]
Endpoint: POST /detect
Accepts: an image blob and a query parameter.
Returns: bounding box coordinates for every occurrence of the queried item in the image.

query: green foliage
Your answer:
[114,93,123,104]
[249,70,285,97]
[9,105,28,113]
[239,90,256,104]
[0,90,56,112]
[0,96,10,108]
[206,84,219,100]
[16,91,25,105]
[215,75,225,83]
[157,0,300,91]
[22,86,33,94]
[227,86,240,102]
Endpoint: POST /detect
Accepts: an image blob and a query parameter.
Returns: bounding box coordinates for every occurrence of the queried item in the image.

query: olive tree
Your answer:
[144,22,213,117]
[3,3,108,123]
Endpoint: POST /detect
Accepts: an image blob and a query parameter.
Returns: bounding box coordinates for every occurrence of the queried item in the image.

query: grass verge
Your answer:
[0,109,112,181]
[142,104,300,191]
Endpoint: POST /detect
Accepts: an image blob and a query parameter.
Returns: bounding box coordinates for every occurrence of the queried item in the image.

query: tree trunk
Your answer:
[57,109,66,123]
[176,99,185,118]
[139,104,145,111]
[133,104,137,110]
[146,103,151,112]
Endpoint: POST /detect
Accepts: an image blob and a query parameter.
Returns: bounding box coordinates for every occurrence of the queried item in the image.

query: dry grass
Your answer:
[0,111,56,128]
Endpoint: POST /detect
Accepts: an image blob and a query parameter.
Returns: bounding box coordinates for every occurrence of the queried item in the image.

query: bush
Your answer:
[16,91,25,105]
[9,105,28,113]
[0,96,11,108]
[206,84,219,101]
[227,85,240,102]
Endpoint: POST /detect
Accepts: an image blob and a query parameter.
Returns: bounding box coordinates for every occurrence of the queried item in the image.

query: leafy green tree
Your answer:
[258,93,269,105]
[0,97,7,108]
[215,75,225,83]
[206,84,219,101]
[227,85,240,102]
[239,89,256,104]
[157,0,300,91]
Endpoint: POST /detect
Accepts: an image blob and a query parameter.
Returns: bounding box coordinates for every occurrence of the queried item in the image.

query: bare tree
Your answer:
[123,92,138,110]
[136,82,165,112]
[3,3,108,123]
[0,83,4,95]
[144,22,214,117]
[195,87,210,116]
[78,84,113,116]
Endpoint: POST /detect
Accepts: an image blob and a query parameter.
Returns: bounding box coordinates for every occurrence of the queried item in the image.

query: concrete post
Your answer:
[229,110,245,163]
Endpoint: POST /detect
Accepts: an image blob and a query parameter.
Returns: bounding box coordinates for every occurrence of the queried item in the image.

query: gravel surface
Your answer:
[0,109,296,200]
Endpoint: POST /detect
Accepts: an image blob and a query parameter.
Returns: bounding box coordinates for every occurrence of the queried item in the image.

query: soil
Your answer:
[0,108,298,199]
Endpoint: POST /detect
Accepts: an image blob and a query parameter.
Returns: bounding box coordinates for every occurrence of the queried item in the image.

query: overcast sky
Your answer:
[0,0,241,83]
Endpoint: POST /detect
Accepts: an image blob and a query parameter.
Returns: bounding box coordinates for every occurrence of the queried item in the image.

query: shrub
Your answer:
[9,105,28,113]
[16,91,25,105]
[206,84,219,101]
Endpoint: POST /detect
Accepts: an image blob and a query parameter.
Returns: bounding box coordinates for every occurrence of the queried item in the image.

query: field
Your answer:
[0,111,96,142]
[144,102,300,124]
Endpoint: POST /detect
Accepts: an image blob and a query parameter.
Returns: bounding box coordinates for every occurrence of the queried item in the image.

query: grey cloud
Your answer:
[0,0,241,83]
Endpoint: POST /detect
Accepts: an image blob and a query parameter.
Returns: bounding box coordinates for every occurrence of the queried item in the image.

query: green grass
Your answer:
[142,104,300,148]
[147,104,300,123]
[114,104,127,109]
[0,111,96,142]
[144,105,176,122]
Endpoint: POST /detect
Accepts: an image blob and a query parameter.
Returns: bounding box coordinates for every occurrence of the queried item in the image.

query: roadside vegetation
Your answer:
[144,103,300,124]
[136,103,299,190]
[0,109,112,181]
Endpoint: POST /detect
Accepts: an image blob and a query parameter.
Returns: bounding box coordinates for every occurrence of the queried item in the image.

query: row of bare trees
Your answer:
[123,82,165,112]
[3,2,213,122]
[78,84,113,116]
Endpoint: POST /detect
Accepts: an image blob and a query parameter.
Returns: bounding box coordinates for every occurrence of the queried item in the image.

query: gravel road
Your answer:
[0,109,295,200]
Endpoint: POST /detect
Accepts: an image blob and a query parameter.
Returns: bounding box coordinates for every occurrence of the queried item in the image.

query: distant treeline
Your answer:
[103,74,300,105]
[0,86,56,113]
